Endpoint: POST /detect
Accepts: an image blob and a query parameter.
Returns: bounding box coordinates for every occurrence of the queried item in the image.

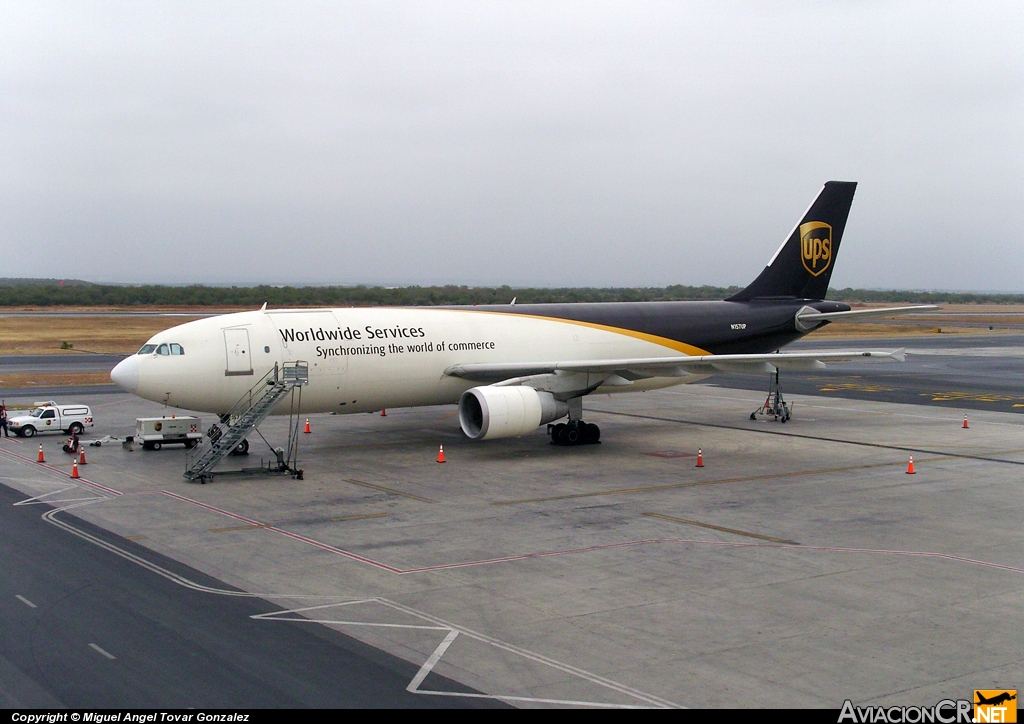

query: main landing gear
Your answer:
[548,397,601,446]
[750,368,791,423]
[548,420,601,446]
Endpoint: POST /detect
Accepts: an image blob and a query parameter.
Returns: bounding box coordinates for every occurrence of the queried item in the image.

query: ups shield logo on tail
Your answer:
[800,221,832,277]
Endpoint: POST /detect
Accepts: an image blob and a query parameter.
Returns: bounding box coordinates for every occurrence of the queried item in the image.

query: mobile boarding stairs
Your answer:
[184,361,308,483]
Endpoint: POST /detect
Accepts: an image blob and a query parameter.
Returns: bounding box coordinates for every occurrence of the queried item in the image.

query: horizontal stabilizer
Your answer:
[796,305,938,324]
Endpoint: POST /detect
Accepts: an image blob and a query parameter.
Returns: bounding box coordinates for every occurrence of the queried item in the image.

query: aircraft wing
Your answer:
[444,349,906,383]
[796,305,937,324]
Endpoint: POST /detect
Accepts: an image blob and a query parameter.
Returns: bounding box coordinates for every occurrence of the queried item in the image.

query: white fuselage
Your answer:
[113,307,706,415]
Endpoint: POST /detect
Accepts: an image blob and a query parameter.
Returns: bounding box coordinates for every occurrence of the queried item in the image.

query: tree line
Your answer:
[0,280,1021,307]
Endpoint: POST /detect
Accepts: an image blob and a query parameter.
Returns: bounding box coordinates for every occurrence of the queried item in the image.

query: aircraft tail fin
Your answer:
[726,181,857,302]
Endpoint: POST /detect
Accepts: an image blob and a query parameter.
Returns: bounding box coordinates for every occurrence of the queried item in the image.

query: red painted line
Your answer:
[265,526,403,573]
[0,446,122,496]
[619,538,1024,575]
[749,541,1024,574]
[160,491,404,573]
[400,538,669,573]
[0,437,23,445]
[159,491,1024,577]
[161,491,263,526]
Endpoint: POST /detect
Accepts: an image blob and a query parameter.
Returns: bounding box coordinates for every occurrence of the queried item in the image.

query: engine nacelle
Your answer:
[459,385,569,440]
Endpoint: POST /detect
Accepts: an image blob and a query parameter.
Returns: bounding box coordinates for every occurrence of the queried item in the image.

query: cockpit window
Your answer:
[138,344,157,355]
[170,343,184,355]
[156,344,170,355]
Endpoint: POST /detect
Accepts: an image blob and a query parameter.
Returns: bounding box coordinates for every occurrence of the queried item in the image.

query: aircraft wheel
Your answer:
[583,423,601,444]
[565,426,580,444]
[551,423,566,445]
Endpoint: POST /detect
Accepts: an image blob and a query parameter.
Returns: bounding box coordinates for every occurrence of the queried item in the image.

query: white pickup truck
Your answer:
[8,401,94,438]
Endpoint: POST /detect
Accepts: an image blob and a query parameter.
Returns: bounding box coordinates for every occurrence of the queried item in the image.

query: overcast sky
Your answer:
[2,1,1022,290]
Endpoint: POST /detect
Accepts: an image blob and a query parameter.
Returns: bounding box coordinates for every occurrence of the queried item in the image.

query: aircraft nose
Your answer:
[110,355,139,393]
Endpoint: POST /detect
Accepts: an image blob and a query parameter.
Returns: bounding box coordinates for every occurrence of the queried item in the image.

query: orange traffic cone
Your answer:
[906,456,915,474]
[381,409,387,416]
[71,460,80,479]
[695,449,704,468]
[962,415,969,429]
[303,418,311,434]
[37,444,45,463]
[437,444,446,463]
[79,448,87,465]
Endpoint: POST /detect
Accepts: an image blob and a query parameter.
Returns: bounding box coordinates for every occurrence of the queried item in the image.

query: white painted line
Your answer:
[407,629,459,692]
[257,599,681,708]
[16,595,36,608]
[402,629,656,706]
[89,643,116,660]
[16,493,107,506]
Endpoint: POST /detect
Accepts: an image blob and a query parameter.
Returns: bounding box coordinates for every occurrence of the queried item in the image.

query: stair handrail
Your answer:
[184,361,308,479]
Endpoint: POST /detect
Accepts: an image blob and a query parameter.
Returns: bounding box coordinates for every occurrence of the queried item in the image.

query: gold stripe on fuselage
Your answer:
[460,309,712,357]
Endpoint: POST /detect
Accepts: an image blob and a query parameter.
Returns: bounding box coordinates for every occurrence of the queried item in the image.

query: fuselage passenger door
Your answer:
[224,328,253,376]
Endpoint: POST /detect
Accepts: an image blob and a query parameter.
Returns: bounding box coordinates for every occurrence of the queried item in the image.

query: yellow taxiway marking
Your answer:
[328,512,390,522]
[591,408,1024,464]
[209,524,271,532]
[124,535,147,541]
[344,478,437,503]
[819,382,893,393]
[922,391,1024,403]
[495,444,1024,507]
[435,409,460,421]
[209,513,389,532]
[641,512,797,545]
[493,458,947,506]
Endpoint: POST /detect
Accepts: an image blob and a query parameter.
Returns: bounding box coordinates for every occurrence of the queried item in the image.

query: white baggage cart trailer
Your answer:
[135,416,203,450]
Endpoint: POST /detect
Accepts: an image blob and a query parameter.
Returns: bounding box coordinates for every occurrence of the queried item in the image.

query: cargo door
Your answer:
[224,328,253,376]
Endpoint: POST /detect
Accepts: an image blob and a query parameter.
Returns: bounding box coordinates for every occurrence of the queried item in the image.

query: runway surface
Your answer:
[0,353,125,375]
[0,483,496,708]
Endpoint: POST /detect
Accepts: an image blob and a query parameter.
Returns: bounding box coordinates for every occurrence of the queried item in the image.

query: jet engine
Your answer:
[459,385,568,440]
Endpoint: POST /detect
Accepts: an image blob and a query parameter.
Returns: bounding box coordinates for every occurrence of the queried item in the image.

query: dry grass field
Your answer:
[0,313,210,355]
[804,303,1024,338]
[0,372,114,389]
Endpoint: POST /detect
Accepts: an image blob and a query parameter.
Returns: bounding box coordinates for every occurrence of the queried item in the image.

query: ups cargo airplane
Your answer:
[111,181,929,446]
